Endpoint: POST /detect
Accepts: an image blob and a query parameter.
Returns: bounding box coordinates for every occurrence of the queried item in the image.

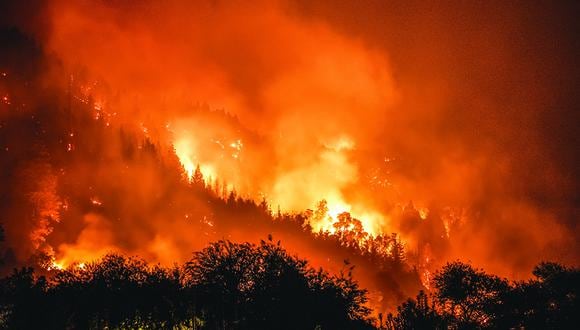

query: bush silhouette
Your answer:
[0,239,374,329]
[387,261,579,330]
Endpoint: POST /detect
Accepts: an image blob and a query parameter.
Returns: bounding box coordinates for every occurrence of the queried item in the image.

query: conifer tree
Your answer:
[192,164,204,188]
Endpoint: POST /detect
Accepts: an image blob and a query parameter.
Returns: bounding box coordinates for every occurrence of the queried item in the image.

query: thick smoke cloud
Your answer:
[43,0,399,230]
[291,0,580,275]
[1,0,578,292]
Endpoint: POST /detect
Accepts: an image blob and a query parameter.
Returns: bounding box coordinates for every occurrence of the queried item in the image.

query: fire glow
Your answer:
[1,0,578,320]
[173,131,384,236]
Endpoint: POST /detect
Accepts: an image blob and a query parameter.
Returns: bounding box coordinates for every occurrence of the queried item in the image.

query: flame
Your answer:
[3,0,574,315]
[418,207,429,220]
[175,129,389,241]
[200,164,216,181]
[49,260,64,271]
[310,200,384,237]
[49,260,86,271]
[51,215,120,268]
[173,132,217,182]
[174,137,196,180]
[173,131,386,238]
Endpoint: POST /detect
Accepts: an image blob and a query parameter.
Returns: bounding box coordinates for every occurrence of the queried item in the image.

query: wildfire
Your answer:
[48,259,87,271]
[173,135,213,181]
[140,123,149,135]
[172,130,387,239]
[418,207,429,220]
[421,269,432,290]
[175,139,196,179]
[229,139,243,159]
[49,260,64,271]
[1,1,575,323]
[171,129,388,243]
[310,200,383,237]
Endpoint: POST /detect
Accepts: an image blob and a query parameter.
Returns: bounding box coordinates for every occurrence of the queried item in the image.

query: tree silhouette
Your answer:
[192,164,205,188]
[432,261,510,328]
[386,290,446,329]
[312,199,330,225]
[333,212,368,245]
[389,233,406,266]
[184,239,373,329]
[388,260,579,329]
[504,262,580,329]
[0,239,376,329]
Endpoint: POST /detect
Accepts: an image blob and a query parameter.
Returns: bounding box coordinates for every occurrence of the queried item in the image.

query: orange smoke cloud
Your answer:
[1,1,577,313]
[37,0,577,277]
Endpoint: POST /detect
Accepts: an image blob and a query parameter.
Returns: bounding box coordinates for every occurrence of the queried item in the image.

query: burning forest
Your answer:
[0,1,579,329]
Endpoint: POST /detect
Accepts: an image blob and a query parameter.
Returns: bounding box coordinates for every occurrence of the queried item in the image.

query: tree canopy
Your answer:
[385,261,579,330]
[0,239,374,330]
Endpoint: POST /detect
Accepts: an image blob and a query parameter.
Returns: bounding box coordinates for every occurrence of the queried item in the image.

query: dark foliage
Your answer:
[1,23,579,330]
[387,261,580,330]
[0,240,374,329]
[385,291,446,329]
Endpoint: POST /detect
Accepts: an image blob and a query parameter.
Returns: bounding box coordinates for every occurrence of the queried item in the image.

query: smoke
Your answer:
[289,0,580,275]
[0,0,578,309]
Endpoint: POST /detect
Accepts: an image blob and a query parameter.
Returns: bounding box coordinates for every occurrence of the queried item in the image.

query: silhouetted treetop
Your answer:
[0,240,375,330]
[387,261,579,330]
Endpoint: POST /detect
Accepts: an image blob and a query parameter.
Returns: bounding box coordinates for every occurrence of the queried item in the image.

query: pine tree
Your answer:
[390,233,406,265]
[259,197,269,214]
[192,164,204,188]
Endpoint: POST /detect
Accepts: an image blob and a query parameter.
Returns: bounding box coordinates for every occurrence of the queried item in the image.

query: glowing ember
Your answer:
[90,197,102,206]
[421,269,431,290]
[229,139,243,159]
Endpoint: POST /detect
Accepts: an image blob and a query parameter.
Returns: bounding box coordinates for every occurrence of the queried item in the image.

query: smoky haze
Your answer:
[0,0,578,310]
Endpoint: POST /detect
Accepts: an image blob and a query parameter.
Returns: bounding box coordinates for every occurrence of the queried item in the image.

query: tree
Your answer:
[312,200,329,225]
[384,261,580,329]
[389,233,406,266]
[432,261,510,328]
[333,212,368,246]
[258,197,269,214]
[507,262,580,329]
[44,254,194,329]
[0,267,48,329]
[184,239,373,329]
[192,164,204,188]
[386,291,446,329]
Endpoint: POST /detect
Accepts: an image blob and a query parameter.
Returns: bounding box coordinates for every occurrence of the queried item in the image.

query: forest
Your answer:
[1,236,578,329]
[1,1,579,329]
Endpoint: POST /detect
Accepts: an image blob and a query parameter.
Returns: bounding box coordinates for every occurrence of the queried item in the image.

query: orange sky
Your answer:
[1,0,578,282]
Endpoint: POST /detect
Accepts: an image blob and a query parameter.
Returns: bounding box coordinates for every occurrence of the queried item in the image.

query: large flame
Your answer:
[1,0,578,316]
